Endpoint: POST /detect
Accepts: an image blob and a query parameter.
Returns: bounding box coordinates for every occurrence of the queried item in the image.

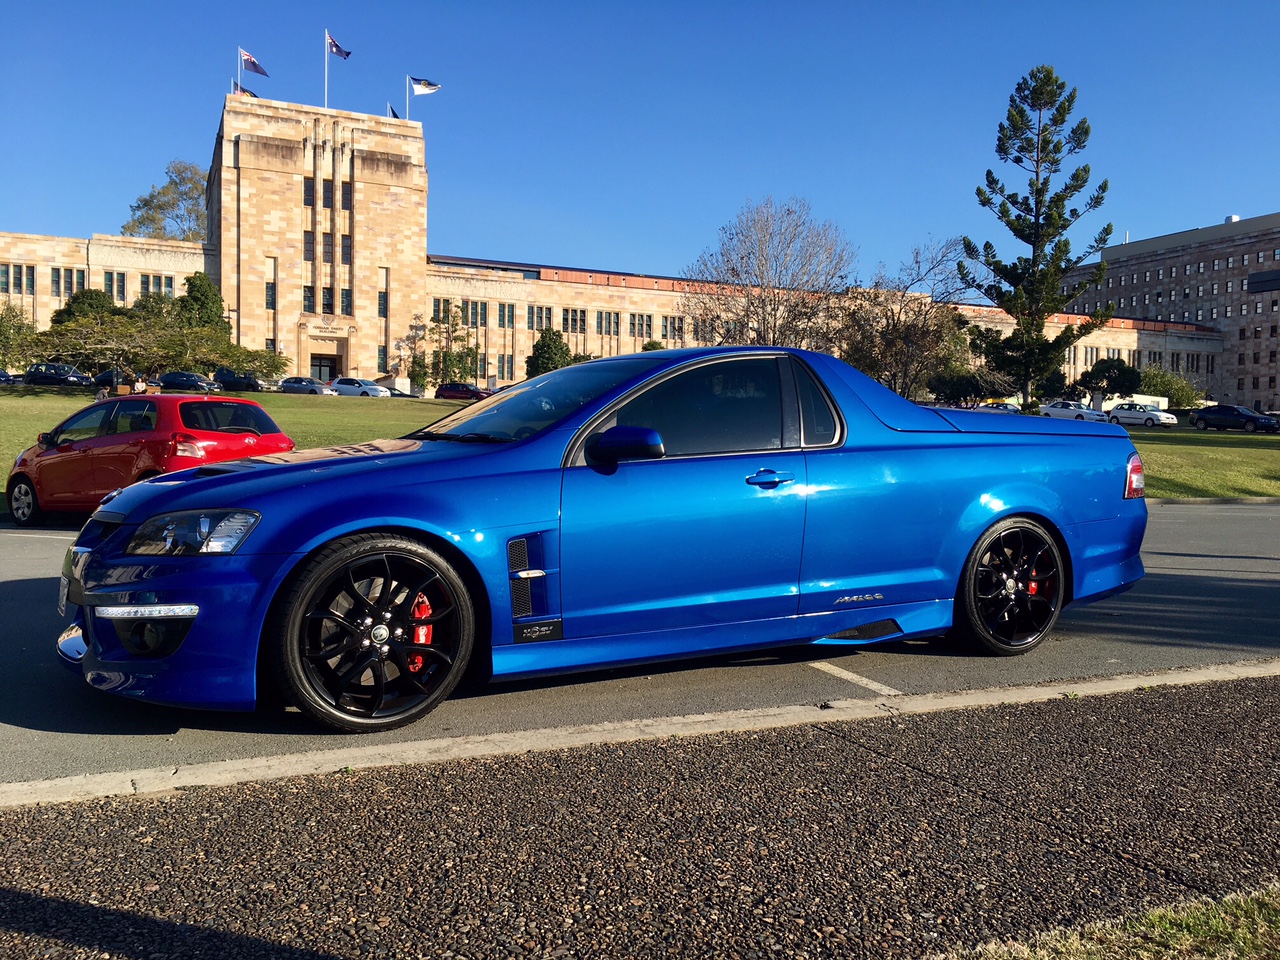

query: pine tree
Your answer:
[958,65,1113,404]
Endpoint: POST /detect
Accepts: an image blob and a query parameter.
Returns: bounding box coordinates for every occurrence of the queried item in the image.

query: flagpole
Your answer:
[405,75,410,121]
[237,47,242,90]
[324,31,329,109]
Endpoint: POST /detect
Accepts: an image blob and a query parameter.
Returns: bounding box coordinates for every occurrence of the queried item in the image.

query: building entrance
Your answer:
[311,355,340,381]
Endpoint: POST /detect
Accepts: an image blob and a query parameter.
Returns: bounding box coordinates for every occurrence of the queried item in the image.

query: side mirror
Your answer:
[587,426,665,464]
[37,432,52,449]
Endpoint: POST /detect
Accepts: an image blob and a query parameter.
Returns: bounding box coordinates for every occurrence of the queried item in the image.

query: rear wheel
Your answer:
[1194,419,1207,430]
[270,534,474,732]
[1109,416,1120,424]
[954,518,1064,656]
[7,477,42,527]
[1245,421,1257,433]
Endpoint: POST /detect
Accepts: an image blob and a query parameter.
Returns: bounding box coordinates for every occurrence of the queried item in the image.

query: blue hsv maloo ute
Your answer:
[56,348,1147,732]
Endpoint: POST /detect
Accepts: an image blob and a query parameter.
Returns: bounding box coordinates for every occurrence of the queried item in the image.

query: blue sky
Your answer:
[3,1,1278,282]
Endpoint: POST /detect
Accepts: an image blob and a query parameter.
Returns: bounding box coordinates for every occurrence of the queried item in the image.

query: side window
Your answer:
[615,357,783,457]
[793,361,839,446]
[109,399,156,435]
[52,406,110,445]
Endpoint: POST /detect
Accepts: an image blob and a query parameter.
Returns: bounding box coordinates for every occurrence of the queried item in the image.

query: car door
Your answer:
[94,398,159,491]
[32,405,113,508]
[560,355,806,640]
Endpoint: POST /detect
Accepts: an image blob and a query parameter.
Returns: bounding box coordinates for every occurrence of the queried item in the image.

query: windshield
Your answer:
[408,355,666,442]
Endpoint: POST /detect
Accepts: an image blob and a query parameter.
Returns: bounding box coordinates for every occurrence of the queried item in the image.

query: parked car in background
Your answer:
[979,401,1022,415]
[92,369,133,391]
[159,371,222,393]
[434,382,492,400]
[386,386,419,398]
[1188,404,1280,433]
[1108,402,1178,428]
[281,376,338,395]
[0,370,15,386]
[1040,400,1108,422]
[53,347,1148,732]
[329,377,390,397]
[214,368,281,392]
[24,363,93,388]
[7,395,294,526]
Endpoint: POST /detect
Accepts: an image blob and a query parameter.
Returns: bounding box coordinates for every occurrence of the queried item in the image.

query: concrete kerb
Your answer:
[5,657,1280,811]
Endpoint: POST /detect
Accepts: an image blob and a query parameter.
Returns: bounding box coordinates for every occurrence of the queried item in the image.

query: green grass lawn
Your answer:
[0,390,1276,516]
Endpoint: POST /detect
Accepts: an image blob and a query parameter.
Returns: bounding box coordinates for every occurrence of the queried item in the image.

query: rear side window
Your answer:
[108,399,157,435]
[793,362,840,446]
[179,401,282,434]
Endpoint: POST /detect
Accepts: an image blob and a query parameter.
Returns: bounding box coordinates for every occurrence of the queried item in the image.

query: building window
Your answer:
[562,307,586,333]
[1208,356,1215,374]
[377,344,387,372]
[528,305,552,330]
[104,271,113,299]
[114,272,125,301]
[304,177,315,206]
[341,235,352,265]
[462,300,487,327]
[1245,254,1251,266]
[1212,307,1218,320]
[1238,378,1245,390]
[497,302,516,328]
[266,281,276,310]
[432,297,451,320]
[304,231,315,261]
[323,233,333,264]
[303,286,315,314]
[1171,353,1181,372]
[342,181,352,211]
[378,290,388,318]
[1256,326,1264,338]
[341,288,353,316]
[628,313,653,338]
[597,310,619,335]
[51,267,61,297]
[322,287,334,315]
[163,275,172,297]
[265,338,276,353]
[323,179,334,209]
[0,265,7,294]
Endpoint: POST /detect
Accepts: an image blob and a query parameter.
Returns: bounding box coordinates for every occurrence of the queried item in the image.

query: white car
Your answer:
[1040,400,1109,422]
[328,377,390,397]
[1107,402,1178,428]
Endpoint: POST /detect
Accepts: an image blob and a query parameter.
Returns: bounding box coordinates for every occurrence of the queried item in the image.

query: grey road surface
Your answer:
[1,502,1276,785]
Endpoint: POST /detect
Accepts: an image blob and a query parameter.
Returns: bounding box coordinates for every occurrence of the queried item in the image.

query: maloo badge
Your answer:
[833,593,884,605]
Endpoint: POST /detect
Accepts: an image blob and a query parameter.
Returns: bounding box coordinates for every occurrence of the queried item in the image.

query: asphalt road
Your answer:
[0,503,1277,959]
[0,502,1276,785]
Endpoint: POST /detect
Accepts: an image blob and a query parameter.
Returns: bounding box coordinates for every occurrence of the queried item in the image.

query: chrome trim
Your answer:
[95,604,200,619]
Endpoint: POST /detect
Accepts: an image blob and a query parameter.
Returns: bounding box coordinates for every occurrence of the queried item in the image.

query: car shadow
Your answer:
[4,569,1275,737]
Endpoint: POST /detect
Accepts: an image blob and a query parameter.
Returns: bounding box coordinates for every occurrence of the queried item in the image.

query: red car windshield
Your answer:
[178,401,283,434]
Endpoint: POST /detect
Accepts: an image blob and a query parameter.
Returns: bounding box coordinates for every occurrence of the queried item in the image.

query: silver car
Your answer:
[1107,402,1178,428]
[280,376,338,396]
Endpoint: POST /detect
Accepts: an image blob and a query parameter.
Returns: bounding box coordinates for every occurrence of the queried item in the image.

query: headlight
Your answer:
[126,510,260,556]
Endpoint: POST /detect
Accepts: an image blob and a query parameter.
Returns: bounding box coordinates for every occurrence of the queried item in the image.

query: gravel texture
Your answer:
[0,676,1277,959]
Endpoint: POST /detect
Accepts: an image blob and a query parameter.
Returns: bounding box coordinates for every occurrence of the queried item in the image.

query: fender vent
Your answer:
[508,538,529,572]
[511,579,533,618]
[825,619,901,641]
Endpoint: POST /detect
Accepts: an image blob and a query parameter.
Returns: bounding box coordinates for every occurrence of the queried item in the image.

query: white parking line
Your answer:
[809,661,903,696]
[2,532,77,541]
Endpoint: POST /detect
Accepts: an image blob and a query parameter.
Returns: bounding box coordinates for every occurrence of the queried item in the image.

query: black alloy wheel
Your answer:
[954,518,1065,656]
[1194,419,1207,430]
[271,534,474,732]
[1245,421,1257,433]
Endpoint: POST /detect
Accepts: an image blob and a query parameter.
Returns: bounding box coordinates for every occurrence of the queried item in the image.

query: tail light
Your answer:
[1124,452,1145,499]
[170,432,203,458]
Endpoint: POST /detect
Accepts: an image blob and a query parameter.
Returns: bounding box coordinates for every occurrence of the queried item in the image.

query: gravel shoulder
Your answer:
[2,674,1276,959]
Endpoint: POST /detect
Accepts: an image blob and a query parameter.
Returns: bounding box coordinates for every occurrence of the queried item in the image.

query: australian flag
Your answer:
[326,31,351,60]
[240,48,269,77]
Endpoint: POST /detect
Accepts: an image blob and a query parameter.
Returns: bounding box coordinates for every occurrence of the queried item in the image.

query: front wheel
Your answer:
[270,534,475,732]
[953,518,1065,656]
[7,477,42,527]
[1245,421,1257,433]
[1193,419,1207,430]
[1143,417,1155,428]
[1109,416,1120,424]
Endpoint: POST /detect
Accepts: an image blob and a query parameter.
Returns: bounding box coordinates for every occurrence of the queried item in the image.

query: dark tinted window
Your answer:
[615,357,783,457]
[53,406,110,444]
[179,402,282,435]
[107,399,156,435]
[793,361,839,446]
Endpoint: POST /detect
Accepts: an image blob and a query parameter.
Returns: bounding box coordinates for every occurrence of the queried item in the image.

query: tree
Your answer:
[838,239,971,400]
[122,160,208,242]
[680,196,855,349]
[927,363,1016,408]
[426,306,476,385]
[0,302,36,372]
[958,65,1113,405]
[1075,357,1141,402]
[175,272,227,329]
[640,340,664,352]
[525,328,572,377]
[1140,366,1204,409]
[51,288,120,325]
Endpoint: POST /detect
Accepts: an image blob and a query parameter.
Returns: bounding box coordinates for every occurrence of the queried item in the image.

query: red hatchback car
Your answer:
[7,395,294,526]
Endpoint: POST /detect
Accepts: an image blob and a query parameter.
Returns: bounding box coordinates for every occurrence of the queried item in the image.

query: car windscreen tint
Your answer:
[179,401,282,434]
[416,355,667,441]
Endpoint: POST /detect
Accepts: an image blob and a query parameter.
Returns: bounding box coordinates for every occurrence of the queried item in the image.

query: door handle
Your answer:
[746,469,795,488]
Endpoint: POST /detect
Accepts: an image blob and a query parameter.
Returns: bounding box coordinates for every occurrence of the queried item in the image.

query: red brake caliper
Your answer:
[407,592,433,673]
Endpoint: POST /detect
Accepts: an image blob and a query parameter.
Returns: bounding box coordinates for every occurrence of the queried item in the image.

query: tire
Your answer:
[1074,414,1084,420]
[270,534,474,732]
[1245,421,1257,433]
[1143,417,1155,428]
[1109,416,1120,424]
[7,476,42,527]
[953,517,1065,656]
[360,391,370,397]
[1193,419,1206,430]
[309,389,319,395]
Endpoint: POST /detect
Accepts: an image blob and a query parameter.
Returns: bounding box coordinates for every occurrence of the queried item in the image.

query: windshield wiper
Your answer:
[403,430,514,444]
